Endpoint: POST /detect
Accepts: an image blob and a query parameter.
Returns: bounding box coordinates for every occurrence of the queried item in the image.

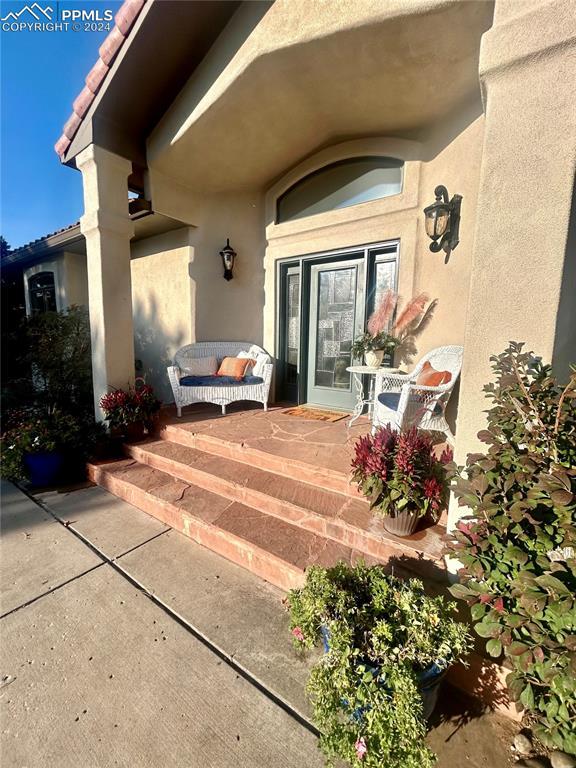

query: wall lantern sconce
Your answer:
[423,185,462,255]
[219,238,236,281]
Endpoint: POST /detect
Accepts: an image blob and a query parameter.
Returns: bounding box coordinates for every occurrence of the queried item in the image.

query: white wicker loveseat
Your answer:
[167,341,273,417]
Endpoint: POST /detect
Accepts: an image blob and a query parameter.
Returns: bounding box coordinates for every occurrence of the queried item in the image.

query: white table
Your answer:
[346,365,401,426]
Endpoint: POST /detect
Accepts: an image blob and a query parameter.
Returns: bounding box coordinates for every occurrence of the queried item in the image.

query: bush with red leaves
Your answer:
[351,425,452,521]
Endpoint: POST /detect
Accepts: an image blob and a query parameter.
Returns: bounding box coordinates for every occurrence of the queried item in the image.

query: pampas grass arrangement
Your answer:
[364,290,437,363]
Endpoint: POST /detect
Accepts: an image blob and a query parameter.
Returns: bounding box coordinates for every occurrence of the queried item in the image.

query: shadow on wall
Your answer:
[553,178,576,381]
[133,295,186,403]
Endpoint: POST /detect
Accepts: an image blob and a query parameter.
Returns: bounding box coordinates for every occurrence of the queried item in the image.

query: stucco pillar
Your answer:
[77,145,135,420]
[448,0,576,535]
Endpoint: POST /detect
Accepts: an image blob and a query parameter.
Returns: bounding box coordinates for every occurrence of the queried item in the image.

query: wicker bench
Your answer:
[167,341,273,417]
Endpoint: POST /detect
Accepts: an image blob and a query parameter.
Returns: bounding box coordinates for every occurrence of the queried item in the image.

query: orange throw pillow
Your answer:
[216,356,253,380]
[416,361,452,387]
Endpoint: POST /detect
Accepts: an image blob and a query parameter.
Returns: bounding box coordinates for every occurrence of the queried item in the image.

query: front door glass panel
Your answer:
[307,258,365,410]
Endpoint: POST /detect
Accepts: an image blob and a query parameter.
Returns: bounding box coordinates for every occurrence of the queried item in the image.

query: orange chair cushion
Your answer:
[216,356,253,380]
[415,361,452,387]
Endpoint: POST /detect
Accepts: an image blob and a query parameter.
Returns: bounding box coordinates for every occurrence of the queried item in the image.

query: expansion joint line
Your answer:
[14,484,319,739]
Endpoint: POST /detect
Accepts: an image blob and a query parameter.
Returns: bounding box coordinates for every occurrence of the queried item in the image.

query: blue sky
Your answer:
[1,0,122,249]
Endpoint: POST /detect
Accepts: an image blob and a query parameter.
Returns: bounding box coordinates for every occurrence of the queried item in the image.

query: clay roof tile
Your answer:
[72,86,96,119]
[85,58,109,94]
[98,25,126,67]
[54,0,146,161]
[115,0,145,36]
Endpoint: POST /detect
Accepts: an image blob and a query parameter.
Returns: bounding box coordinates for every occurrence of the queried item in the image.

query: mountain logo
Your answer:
[1,3,53,22]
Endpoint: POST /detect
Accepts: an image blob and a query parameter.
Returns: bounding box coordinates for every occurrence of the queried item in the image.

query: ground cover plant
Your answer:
[288,562,470,767]
[447,343,576,754]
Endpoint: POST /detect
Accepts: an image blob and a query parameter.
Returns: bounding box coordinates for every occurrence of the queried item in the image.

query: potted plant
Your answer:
[0,409,103,487]
[352,426,452,536]
[99,380,161,441]
[288,562,471,768]
[351,331,399,367]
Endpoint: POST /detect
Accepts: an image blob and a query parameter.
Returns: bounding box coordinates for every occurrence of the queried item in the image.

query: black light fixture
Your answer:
[423,185,462,254]
[219,238,236,281]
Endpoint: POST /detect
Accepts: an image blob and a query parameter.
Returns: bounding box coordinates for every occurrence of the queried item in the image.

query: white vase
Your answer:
[364,350,384,367]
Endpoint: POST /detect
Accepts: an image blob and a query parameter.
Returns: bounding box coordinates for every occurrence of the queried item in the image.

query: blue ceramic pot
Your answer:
[24,451,64,488]
[320,625,446,720]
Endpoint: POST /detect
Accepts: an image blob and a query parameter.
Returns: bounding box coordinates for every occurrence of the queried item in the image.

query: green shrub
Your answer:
[22,306,93,415]
[288,562,471,767]
[447,342,576,754]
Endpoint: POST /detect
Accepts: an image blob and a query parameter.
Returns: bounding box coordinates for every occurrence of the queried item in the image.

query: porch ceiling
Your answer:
[149,0,494,193]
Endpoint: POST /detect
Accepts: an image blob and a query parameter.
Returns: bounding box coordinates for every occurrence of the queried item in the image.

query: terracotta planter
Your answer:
[364,350,384,367]
[382,508,420,537]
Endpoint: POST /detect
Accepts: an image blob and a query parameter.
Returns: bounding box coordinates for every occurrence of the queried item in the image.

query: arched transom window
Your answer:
[276,156,403,223]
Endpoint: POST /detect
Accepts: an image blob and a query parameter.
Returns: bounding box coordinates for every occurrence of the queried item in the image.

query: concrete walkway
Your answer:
[1,481,517,767]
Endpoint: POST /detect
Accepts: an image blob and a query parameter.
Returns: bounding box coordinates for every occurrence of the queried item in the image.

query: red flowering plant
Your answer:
[351,425,453,521]
[99,379,161,430]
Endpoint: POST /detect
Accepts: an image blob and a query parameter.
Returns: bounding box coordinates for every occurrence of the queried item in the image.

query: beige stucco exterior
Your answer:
[130,228,194,402]
[59,0,574,489]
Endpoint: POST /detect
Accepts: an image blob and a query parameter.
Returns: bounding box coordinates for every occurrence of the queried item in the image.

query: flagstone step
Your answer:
[124,439,446,575]
[87,458,446,591]
[158,419,360,497]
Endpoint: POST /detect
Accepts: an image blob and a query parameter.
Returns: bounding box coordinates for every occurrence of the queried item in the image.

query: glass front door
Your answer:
[306,258,365,410]
[277,243,398,411]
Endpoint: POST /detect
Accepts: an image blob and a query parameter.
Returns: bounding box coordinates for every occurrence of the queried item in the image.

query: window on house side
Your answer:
[28,271,57,314]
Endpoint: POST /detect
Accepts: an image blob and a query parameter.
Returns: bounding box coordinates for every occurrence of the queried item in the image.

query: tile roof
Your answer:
[54,0,146,161]
[5,222,82,262]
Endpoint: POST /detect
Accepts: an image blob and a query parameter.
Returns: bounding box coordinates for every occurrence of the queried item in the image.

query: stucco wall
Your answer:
[452,0,576,465]
[62,252,89,308]
[130,228,195,402]
[149,172,266,344]
[415,107,484,357]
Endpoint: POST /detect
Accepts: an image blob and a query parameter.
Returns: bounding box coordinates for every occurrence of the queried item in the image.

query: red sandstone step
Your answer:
[87,458,445,590]
[125,439,446,575]
[159,420,359,497]
[88,458,361,591]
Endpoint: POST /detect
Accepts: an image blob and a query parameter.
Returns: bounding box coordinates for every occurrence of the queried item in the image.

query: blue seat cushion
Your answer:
[179,375,264,387]
[377,392,443,416]
[377,392,401,411]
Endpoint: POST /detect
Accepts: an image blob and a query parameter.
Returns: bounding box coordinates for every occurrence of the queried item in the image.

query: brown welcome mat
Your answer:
[282,406,349,423]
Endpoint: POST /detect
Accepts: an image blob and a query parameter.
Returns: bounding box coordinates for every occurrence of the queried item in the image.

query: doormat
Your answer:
[282,406,349,423]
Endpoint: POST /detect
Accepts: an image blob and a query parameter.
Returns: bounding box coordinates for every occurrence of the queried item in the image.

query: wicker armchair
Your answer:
[372,345,463,442]
[167,341,273,417]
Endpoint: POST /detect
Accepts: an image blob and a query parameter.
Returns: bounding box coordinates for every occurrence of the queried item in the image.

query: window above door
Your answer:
[276,157,404,224]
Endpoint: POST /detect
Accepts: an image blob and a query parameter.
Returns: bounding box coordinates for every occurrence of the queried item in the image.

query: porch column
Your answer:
[448,0,576,535]
[77,144,135,420]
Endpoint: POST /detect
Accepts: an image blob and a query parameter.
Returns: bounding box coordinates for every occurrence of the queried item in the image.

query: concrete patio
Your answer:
[0,479,518,767]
